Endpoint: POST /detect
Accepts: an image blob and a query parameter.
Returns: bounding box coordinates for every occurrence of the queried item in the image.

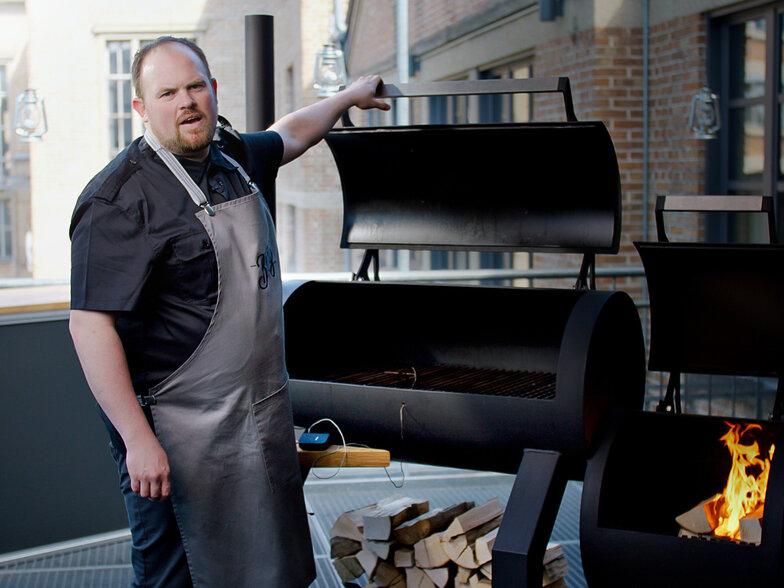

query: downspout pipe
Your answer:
[642,0,649,243]
[245,14,276,224]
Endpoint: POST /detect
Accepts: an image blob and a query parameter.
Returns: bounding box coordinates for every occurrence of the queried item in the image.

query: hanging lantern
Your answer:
[13,89,48,142]
[689,87,720,140]
[313,43,347,98]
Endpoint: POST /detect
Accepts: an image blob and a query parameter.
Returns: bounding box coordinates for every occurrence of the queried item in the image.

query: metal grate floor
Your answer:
[0,465,586,588]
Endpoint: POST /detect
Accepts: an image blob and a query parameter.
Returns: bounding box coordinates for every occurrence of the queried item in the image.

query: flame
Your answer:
[704,422,775,540]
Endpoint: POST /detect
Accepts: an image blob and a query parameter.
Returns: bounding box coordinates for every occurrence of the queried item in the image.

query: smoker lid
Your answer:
[325,120,621,253]
[636,241,784,377]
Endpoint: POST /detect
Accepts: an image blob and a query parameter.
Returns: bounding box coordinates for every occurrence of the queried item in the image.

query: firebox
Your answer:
[581,411,783,586]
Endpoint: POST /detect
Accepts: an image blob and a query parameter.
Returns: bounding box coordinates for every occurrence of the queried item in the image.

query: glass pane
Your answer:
[109,119,118,152]
[123,117,132,146]
[108,42,119,75]
[780,103,784,178]
[121,42,130,74]
[122,80,131,112]
[728,105,765,180]
[729,19,766,99]
[108,82,117,114]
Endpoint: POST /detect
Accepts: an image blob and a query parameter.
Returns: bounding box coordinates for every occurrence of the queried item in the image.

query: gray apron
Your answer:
[143,130,315,587]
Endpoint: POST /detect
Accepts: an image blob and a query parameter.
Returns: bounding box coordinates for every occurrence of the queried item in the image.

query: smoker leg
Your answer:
[492,449,567,588]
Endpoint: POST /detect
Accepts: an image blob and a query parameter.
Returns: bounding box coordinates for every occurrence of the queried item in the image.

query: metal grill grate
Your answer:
[326,364,557,399]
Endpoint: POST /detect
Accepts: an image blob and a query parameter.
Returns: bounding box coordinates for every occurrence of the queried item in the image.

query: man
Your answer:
[69,36,389,587]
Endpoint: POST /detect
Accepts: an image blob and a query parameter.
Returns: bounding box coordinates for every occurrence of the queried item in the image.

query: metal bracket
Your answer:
[352,249,379,281]
[656,372,681,414]
[493,449,567,587]
[770,375,784,420]
[574,253,596,290]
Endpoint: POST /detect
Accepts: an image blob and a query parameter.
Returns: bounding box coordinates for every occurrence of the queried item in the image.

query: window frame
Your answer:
[0,199,12,261]
[708,4,784,240]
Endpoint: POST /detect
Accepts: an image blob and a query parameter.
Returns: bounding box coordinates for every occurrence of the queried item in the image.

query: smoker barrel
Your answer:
[283,280,645,478]
[581,410,784,587]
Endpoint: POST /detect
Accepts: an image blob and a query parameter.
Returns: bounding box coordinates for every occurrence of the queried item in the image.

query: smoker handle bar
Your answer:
[341,76,577,126]
[655,194,778,243]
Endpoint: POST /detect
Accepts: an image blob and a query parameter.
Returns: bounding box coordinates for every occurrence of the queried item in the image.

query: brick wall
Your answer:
[647,12,709,242]
[533,26,646,293]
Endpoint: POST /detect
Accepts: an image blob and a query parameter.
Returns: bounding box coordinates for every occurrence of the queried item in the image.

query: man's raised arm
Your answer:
[269,74,390,165]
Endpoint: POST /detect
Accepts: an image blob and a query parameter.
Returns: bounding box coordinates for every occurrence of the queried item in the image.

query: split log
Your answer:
[443,515,503,569]
[543,543,568,586]
[468,572,492,587]
[357,549,380,577]
[479,563,491,580]
[364,539,396,560]
[332,497,406,541]
[331,536,362,558]
[363,497,430,540]
[542,558,568,586]
[474,527,498,566]
[405,566,436,588]
[543,542,565,566]
[423,566,451,588]
[372,560,406,587]
[394,546,415,568]
[393,501,475,545]
[675,494,720,534]
[456,566,472,584]
[443,497,504,540]
[332,554,364,582]
[740,505,764,545]
[414,532,450,568]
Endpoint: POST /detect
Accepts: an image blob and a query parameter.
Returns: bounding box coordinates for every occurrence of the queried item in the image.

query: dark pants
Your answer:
[101,409,193,588]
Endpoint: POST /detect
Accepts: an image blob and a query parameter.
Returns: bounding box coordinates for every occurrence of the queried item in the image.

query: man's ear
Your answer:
[211,78,218,104]
[132,97,148,123]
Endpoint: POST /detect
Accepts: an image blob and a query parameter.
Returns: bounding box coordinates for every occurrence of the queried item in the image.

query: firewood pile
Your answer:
[330,495,569,587]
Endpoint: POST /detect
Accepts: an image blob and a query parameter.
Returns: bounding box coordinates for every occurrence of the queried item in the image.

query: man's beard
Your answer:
[162,115,216,156]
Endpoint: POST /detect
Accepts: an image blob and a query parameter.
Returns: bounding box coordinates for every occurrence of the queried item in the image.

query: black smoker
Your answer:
[283,78,645,587]
[581,195,784,587]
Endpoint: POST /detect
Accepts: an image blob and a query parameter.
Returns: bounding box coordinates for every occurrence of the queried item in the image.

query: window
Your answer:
[107,41,134,157]
[709,6,784,242]
[0,200,11,260]
[105,38,163,157]
[0,64,7,184]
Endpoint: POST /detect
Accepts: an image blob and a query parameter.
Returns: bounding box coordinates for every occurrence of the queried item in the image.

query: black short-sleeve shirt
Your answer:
[70,129,283,394]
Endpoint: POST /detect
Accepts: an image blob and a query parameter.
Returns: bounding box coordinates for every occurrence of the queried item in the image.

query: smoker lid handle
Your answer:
[340,76,578,125]
[654,194,778,243]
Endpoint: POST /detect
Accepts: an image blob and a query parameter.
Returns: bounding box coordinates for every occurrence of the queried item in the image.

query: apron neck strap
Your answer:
[144,128,216,216]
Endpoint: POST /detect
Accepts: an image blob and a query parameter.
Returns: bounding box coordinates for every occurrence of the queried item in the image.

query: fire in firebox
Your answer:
[677,422,775,545]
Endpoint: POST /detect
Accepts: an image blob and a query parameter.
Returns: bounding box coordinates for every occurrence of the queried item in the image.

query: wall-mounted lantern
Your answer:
[313,43,347,98]
[689,87,720,140]
[14,89,48,142]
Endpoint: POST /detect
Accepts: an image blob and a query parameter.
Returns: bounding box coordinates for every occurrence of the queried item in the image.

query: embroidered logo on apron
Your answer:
[252,245,277,290]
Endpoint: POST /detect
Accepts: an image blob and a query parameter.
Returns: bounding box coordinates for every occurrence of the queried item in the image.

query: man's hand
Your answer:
[343,75,392,112]
[126,433,172,501]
